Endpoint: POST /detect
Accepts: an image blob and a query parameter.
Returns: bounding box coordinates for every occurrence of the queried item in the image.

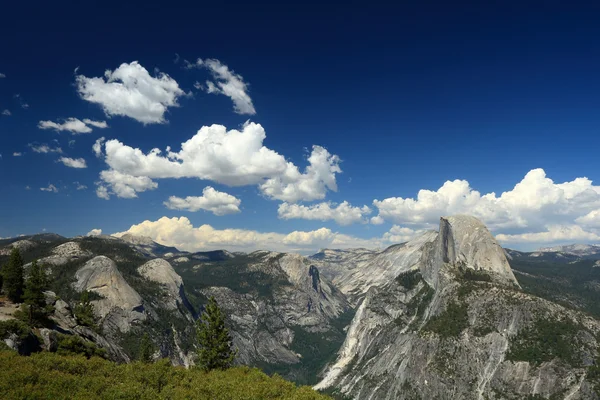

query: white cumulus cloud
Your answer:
[164,186,241,216]
[496,225,600,244]
[59,157,87,169]
[97,122,340,201]
[99,170,158,199]
[113,216,385,254]
[86,228,102,236]
[187,58,255,115]
[372,168,600,246]
[278,201,371,226]
[76,61,185,124]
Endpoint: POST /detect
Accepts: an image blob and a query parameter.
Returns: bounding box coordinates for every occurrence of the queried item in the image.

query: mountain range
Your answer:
[2,216,600,399]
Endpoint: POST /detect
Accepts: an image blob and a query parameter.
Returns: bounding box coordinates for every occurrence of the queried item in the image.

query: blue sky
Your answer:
[1,1,600,253]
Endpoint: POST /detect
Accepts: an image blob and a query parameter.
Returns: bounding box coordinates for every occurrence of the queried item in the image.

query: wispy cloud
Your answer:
[187,58,256,115]
[58,157,87,169]
[28,143,63,154]
[40,184,58,193]
[38,117,108,134]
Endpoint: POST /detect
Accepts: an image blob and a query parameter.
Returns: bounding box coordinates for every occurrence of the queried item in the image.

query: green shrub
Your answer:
[55,334,107,359]
[396,270,422,291]
[0,351,331,399]
[0,319,30,341]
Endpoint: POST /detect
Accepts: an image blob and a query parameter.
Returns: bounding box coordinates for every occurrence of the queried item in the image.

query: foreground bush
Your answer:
[0,351,330,400]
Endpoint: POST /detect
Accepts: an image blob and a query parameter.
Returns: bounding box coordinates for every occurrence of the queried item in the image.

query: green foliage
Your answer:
[395,270,422,291]
[0,319,31,341]
[23,260,52,325]
[2,248,24,302]
[55,334,107,359]
[588,354,600,394]
[196,296,237,371]
[0,351,330,399]
[74,291,97,329]
[506,317,582,367]
[423,301,469,338]
[461,268,492,282]
[139,332,154,363]
[175,254,292,300]
[511,259,600,318]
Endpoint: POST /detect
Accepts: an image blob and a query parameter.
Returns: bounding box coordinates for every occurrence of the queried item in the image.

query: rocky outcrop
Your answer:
[421,215,520,290]
[0,239,36,255]
[137,258,192,316]
[30,241,93,267]
[73,256,145,333]
[316,215,600,399]
[196,251,351,381]
[314,232,438,306]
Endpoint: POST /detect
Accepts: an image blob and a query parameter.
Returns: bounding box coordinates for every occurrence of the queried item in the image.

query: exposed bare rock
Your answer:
[316,215,599,399]
[73,256,145,333]
[137,258,191,315]
[30,241,93,267]
[314,232,438,306]
[0,239,36,255]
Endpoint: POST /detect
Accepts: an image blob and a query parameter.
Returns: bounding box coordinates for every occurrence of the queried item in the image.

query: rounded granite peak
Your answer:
[438,214,519,287]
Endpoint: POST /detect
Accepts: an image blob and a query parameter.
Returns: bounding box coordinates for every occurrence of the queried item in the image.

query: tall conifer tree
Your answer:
[196,296,236,371]
[3,248,24,303]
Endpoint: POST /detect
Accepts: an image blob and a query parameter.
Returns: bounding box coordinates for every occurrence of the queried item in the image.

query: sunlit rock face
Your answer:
[316,215,600,400]
[74,256,146,333]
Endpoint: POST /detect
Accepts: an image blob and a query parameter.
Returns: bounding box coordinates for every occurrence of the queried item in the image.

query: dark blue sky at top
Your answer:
[0,0,599,247]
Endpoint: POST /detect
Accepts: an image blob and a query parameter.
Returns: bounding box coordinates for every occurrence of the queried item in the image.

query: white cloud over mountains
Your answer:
[96,122,341,202]
[187,58,256,115]
[38,118,107,134]
[164,186,241,216]
[371,168,600,246]
[114,216,386,254]
[76,61,186,124]
[278,201,371,226]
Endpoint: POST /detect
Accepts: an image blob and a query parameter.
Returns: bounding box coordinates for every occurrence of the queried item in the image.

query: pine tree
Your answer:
[196,296,236,371]
[74,291,97,328]
[2,248,24,303]
[23,260,49,325]
[138,333,154,363]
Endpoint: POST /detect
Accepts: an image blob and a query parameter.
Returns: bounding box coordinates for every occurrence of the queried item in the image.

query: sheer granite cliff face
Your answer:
[197,251,352,379]
[313,232,438,307]
[74,256,146,333]
[316,216,600,400]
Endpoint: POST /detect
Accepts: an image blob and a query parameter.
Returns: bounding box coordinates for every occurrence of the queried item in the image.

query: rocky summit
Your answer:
[2,216,600,398]
[315,215,600,399]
